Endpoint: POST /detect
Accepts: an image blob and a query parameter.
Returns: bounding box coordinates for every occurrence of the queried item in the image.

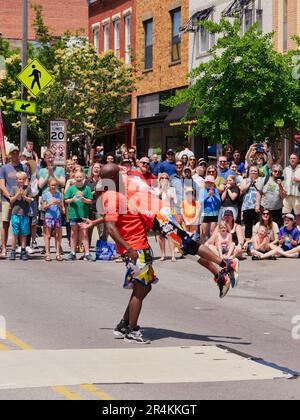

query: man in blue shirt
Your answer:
[159,149,176,176]
[217,156,236,181]
[149,154,161,176]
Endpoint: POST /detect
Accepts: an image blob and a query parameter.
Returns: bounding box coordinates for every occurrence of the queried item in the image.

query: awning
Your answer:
[164,102,203,126]
[132,112,169,128]
[222,0,253,17]
[180,7,214,34]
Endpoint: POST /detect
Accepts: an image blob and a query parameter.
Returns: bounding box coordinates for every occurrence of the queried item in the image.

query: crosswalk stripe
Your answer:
[52,386,85,400]
[80,384,114,400]
[1,331,114,400]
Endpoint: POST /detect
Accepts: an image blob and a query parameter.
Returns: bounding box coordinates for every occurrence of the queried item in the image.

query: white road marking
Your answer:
[0,346,289,390]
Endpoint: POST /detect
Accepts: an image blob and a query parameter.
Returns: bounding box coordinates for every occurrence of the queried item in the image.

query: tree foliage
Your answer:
[164,18,300,147]
[0,4,135,153]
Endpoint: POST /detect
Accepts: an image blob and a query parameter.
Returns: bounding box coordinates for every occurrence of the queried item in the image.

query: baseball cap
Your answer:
[283,213,295,221]
[198,158,208,166]
[204,175,215,183]
[166,149,175,155]
[22,150,33,158]
[224,210,234,218]
[9,145,20,153]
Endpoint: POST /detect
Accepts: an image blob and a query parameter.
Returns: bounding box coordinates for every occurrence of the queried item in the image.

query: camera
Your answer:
[275,176,284,182]
[255,143,264,153]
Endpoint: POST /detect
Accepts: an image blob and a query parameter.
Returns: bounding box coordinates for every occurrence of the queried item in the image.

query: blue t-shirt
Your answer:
[279,226,300,251]
[0,163,30,202]
[217,168,236,181]
[42,191,63,220]
[159,161,176,176]
[200,188,221,217]
[237,162,246,175]
[149,161,162,177]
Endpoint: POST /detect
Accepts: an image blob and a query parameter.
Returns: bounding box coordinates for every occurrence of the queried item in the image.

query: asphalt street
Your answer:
[0,235,300,400]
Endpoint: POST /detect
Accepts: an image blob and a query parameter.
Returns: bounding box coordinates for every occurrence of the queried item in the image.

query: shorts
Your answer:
[45,218,62,229]
[283,196,300,216]
[70,218,84,226]
[202,216,218,223]
[11,214,30,236]
[124,248,159,289]
[1,200,12,223]
[154,207,200,256]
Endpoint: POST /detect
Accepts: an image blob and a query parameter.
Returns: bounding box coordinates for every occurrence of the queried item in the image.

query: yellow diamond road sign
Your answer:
[17,58,53,97]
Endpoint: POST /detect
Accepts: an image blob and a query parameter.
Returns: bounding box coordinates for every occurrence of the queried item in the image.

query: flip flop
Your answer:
[0,253,7,260]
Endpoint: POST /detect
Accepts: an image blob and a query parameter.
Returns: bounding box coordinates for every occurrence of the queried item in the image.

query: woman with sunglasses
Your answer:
[187,156,197,175]
[257,164,286,228]
[252,209,279,244]
[180,154,189,170]
[154,173,176,261]
[206,165,226,195]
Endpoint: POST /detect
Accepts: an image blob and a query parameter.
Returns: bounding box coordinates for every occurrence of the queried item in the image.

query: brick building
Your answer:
[273,0,298,52]
[0,0,88,48]
[88,0,135,151]
[133,0,190,157]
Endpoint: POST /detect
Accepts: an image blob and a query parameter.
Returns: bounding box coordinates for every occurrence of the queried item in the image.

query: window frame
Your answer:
[103,23,110,52]
[114,19,121,57]
[144,19,153,70]
[92,25,100,54]
[124,14,132,64]
[170,8,181,64]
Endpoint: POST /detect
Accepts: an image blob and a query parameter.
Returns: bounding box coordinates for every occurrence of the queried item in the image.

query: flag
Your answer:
[0,108,6,164]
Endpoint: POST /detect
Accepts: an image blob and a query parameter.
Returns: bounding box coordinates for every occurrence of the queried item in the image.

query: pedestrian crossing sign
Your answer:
[17,58,53,97]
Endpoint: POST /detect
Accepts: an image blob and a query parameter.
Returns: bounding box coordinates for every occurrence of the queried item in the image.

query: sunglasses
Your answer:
[160,177,169,180]
[140,161,150,166]
[207,170,216,173]
[262,212,270,216]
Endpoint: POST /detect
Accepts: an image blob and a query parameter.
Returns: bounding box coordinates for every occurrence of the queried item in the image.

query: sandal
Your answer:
[56,255,63,262]
[0,252,7,260]
[45,255,51,262]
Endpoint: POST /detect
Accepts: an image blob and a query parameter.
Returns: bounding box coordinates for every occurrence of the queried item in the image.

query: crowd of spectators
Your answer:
[0,139,300,262]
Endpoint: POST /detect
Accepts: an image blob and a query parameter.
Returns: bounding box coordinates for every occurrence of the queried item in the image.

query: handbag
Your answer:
[96,240,117,261]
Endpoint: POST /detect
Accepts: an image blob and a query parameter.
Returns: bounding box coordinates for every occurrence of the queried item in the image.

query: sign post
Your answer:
[48,120,68,166]
[20,0,28,152]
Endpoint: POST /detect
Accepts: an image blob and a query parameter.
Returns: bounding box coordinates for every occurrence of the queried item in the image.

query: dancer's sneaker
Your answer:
[216,270,231,299]
[125,327,151,344]
[113,320,129,339]
[223,258,239,288]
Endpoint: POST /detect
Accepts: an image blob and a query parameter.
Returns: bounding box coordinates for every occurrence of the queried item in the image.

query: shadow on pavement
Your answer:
[142,327,252,345]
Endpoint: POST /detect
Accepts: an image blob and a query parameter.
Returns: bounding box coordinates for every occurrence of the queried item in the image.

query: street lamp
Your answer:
[20,0,28,152]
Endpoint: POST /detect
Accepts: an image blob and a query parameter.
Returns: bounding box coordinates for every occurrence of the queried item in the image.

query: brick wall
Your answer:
[0,0,88,41]
[273,0,298,52]
[89,0,134,61]
[134,0,189,113]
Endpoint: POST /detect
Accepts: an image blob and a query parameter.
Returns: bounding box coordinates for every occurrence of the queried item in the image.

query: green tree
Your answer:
[0,5,135,157]
[165,19,300,148]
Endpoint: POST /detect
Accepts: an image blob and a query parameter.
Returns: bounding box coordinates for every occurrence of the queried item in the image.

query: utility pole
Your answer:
[20,0,28,152]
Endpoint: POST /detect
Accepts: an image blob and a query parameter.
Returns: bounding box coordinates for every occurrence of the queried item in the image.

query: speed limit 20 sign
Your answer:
[48,120,68,166]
